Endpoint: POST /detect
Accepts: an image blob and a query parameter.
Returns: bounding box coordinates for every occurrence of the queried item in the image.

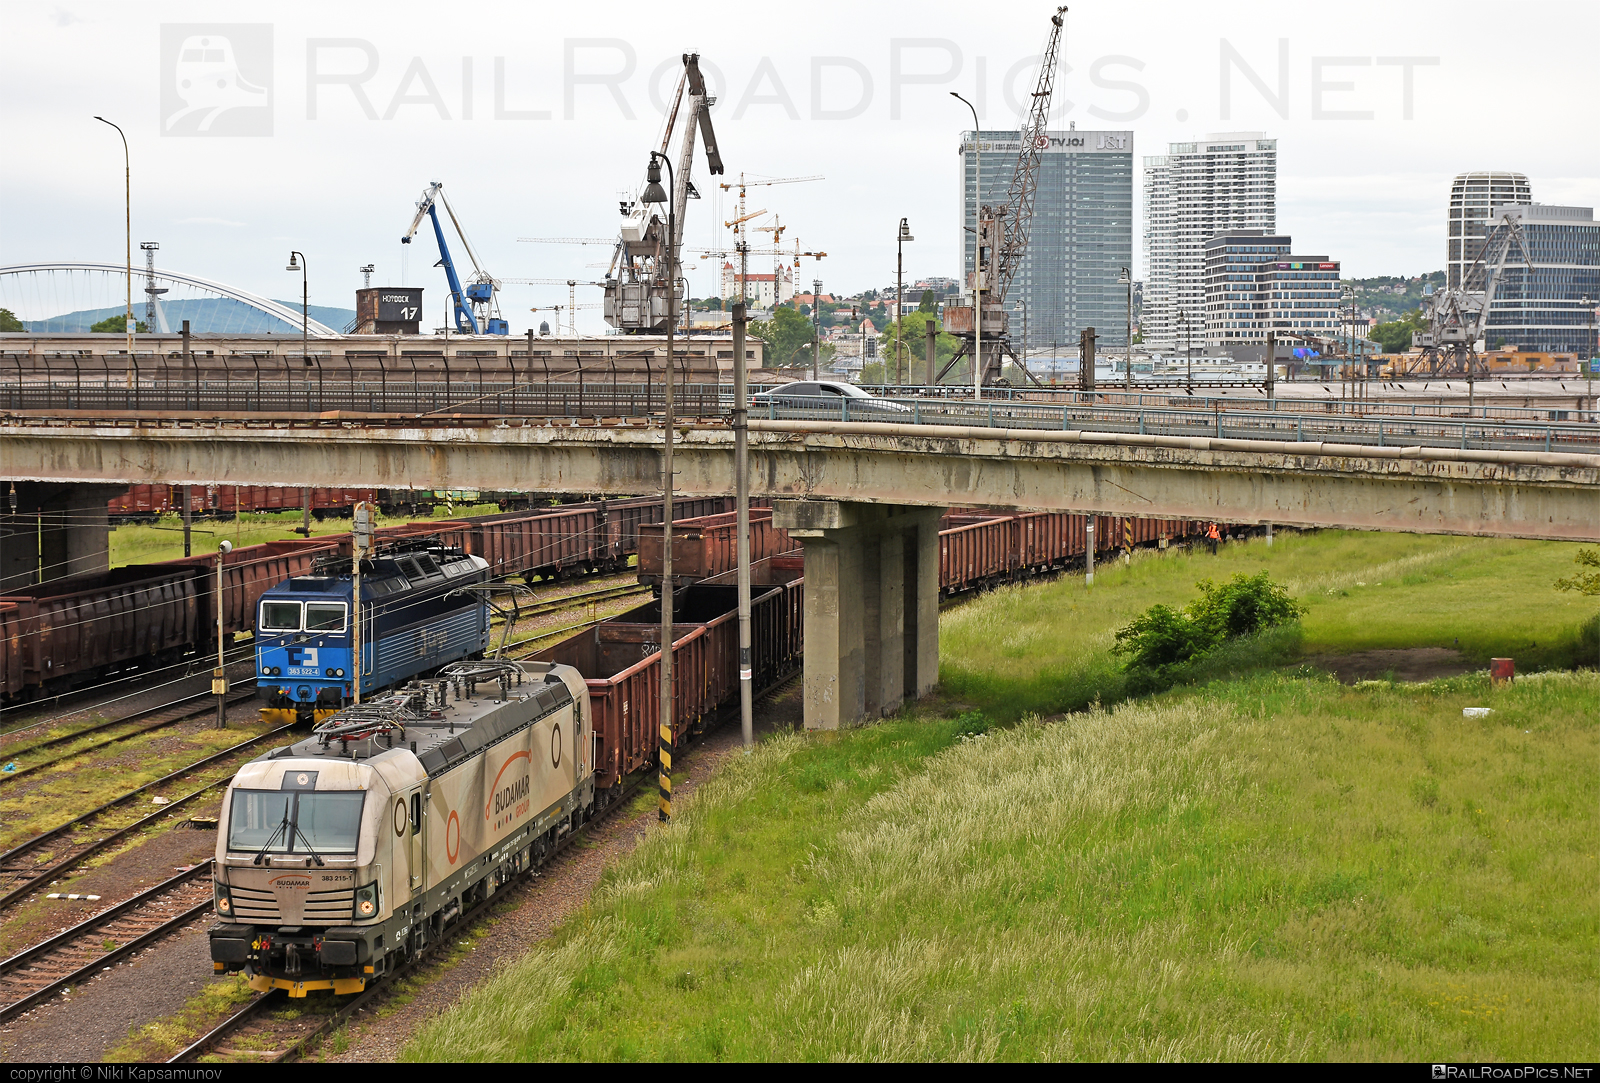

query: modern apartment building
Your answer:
[958,125,1133,350]
[1202,230,1342,356]
[1448,172,1532,290]
[1481,203,1599,354]
[1143,133,1277,354]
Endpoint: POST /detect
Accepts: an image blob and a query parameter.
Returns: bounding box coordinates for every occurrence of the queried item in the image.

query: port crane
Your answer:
[1412,209,1534,377]
[402,181,507,335]
[603,53,725,333]
[939,7,1067,387]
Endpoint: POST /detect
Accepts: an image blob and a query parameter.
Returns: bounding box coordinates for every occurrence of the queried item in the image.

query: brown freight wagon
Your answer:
[458,506,611,580]
[159,538,342,641]
[0,566,200,698]
[635,507,798,584]
[533,580,802,788]
[0,601,22,699]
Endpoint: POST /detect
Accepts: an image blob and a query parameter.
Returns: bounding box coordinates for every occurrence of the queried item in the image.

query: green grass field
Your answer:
[940,531,1597,719]
[402,670,1596,1061]
[109,505,504,566]
[396,529,1598,1062]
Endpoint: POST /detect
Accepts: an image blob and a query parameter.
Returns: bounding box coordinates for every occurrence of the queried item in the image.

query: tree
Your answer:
[1555,549,1600,596]
[90,314,148,333]
[0,308,24,332]
[918,290,935,313]
[1371,307,1427,354]
[749,305,816,367]
[876,310,961,382]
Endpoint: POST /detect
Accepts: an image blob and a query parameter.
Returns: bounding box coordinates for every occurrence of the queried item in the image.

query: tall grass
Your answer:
[939,531,1597,719]
[403,670,1597,1061]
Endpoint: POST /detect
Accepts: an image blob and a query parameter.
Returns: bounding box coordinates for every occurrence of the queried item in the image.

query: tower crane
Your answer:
[939,6,1067,387]
[1414,209,1534,377]
[401,181,507,335]
[603,53,724,333]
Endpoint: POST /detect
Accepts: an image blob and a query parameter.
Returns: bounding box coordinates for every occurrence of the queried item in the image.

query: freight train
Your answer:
[254,540,492,725]
[0,495,733,704]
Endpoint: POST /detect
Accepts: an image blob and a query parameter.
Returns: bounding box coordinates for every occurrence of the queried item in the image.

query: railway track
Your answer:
[0,683,260,787]
[0,725,294,913]
[0,861,215,1024]
[171,667,801,1064]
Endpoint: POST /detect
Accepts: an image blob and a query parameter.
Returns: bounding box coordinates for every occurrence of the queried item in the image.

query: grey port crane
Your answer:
[603,53,724,334]
[1411,208,1535,378]
[939,6,1068,389]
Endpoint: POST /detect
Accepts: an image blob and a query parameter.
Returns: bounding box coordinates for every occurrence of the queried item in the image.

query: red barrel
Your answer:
[1489,657,1514,685]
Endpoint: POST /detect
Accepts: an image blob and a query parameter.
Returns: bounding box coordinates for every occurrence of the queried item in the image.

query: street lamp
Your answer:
[93,116,133,359]
[896,218,914,386]
[1180,309,1192,388]
[1119,267,1132,393]
[286,252,316,405]
[1582,295,1595,418]
[951,92,982,400]
[641,152,677,822]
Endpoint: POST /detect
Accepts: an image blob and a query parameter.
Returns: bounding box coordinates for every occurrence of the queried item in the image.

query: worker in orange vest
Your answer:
[1207,521,1221,555]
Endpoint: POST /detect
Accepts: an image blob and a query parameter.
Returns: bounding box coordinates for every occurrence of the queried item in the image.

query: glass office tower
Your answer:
[1482,203,1599,353]
[958,127,1133,351]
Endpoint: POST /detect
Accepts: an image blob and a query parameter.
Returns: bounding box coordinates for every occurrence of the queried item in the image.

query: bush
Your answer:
[1113,573,1305,680]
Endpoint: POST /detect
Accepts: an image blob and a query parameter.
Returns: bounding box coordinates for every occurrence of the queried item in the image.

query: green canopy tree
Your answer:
[90,314,148,333]
[0,308,24,332]
[876,310,961,383]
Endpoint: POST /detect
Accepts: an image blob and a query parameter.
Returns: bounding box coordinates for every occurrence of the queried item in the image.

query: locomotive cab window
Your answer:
[304,603,347,633]
[259,601,302,632]
[227,789,365,855]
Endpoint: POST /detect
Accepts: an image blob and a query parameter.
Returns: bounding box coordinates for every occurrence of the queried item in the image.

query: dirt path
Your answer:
[1306,647,1477,683]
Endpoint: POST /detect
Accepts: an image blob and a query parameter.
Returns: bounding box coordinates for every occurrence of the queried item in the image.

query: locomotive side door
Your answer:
[406,786,425,890]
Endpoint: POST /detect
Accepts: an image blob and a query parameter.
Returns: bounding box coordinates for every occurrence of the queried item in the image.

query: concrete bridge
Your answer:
[2,416,1595,728]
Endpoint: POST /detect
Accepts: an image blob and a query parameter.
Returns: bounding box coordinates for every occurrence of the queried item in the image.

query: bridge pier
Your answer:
[0,482,122,592]
[774,500,944,730]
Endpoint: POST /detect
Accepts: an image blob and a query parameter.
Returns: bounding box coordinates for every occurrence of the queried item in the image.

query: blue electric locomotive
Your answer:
[255,541,491,724]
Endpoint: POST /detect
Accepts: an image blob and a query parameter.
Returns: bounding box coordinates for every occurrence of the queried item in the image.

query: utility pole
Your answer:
[182,485,192,556]
[1080,327,1096,393]
[643,151,677,822]
[1266,329,1276,408]
[1184,311,1193,389]
[811,278,822,379]
[1120,268,1133,394]
[896,218,914,385]
[925,317,938,386]
[1084,517,1095,587]
[733,301,752,750]
[353,502,372,705]
[214,539,232,728]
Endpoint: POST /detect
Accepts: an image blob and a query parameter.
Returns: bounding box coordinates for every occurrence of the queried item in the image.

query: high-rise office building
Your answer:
[958,125,1133,351]
[1448,172,1532,289]
[1482,203,1599,353]
[1143,133,1277,354]
[1202,230,1342,356]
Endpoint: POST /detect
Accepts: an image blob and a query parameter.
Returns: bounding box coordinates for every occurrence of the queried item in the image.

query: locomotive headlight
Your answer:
[214,881,233,916]
[324,667,334,677]
[336,668,346,677]
[353,881,379,919]
[261,666,271,676]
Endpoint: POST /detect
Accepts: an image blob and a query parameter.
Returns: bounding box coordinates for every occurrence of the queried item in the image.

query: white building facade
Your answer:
[1448,172,1532,290]
[1143,133,1277,354]
[719,262,793,307]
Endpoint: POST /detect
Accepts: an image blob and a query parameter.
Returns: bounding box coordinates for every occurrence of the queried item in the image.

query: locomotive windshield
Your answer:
[227,789,365,854]
[304,603,347,632]
[260,601,302,632]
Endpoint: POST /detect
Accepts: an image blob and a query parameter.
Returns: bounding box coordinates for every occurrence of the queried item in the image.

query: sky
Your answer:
[1,0,1596,336]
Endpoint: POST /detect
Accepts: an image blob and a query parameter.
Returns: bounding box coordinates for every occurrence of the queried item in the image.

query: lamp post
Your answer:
[214,540,232,728]
[93,117,133,359]
[1119,267,1132,393]
[951,92,982,400]
[1180,310,1192,388]
[286,252,313,405]
[641,153,676,821]
[1582,295,1594,418]
[896,218,914,386]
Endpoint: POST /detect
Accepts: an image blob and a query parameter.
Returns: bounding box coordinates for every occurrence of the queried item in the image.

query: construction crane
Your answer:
[504,278,607,335]
[1413,209,1534,377]
[940,6,1067,388]
[401,181,507,335]
[603,53,724,333]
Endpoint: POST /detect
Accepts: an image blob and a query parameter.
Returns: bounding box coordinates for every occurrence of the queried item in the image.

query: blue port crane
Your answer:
[401,181,508,335]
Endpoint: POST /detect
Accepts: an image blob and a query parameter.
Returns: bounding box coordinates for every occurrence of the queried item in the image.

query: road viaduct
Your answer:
[2,416,1596,729]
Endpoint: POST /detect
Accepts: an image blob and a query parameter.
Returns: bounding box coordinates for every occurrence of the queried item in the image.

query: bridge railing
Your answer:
[1,378,1595,454]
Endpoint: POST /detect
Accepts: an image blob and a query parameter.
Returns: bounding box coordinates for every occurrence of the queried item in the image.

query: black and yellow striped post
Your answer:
[1123,517,1132,565]
[658,722,672,821]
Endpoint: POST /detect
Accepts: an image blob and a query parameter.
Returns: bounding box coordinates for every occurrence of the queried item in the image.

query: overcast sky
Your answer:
[2,0,1595,335]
